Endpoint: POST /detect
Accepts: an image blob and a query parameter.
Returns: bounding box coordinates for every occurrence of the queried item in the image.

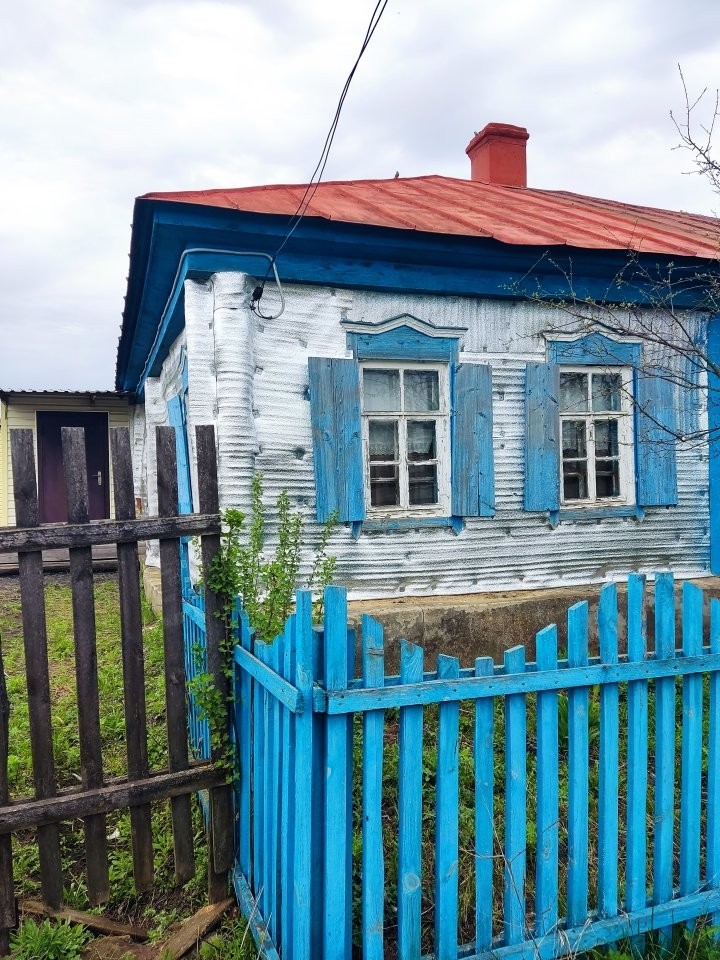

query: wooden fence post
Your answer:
[0,635,15,956]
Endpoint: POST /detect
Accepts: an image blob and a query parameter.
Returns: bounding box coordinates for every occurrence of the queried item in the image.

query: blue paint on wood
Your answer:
[567,601,589,926]
[232,644,301,712]
[280,615,296,956]
[503,646,527,946]
[597,583,619,918]
[557,505,644,522]
[353,325,460,362]
[308,356,365,523]
[451,362,495,517]
[353,515,461,536]
[709,600,720,933]
[252,632,263,915]
[435,654,460,960]
[708,318,720,574]
[534,625,558,938]
[474,656,495,952]
[635,369,678,507]
[398,640,424,960]
[548,333,641,367]
[362,615,385,960]
[680,583,703,901]
[524,363,560,512]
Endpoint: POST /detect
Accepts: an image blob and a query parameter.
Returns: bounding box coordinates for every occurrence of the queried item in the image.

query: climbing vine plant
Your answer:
[189,473,338,776]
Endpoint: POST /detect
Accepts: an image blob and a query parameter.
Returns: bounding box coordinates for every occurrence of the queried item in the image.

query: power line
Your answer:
[251,0,390,318]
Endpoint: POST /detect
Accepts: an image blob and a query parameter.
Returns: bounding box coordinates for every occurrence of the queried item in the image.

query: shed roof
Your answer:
[142,174,720,259]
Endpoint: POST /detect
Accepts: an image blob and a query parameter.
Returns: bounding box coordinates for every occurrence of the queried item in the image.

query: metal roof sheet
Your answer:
[142,174,720,259]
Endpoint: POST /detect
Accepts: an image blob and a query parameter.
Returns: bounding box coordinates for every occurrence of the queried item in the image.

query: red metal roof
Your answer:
[142,174,720,259]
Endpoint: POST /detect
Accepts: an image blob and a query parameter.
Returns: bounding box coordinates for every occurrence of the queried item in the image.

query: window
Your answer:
[558,367,635,506]
[360,362,450,516]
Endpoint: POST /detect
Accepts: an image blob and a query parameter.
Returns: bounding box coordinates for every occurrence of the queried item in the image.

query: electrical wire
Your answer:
[251,0,390,318]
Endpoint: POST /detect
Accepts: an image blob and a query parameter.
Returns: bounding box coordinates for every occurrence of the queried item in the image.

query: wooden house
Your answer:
[115,122,720,610]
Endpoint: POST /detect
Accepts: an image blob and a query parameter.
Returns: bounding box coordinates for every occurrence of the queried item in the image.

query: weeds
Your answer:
[9,918,89,959]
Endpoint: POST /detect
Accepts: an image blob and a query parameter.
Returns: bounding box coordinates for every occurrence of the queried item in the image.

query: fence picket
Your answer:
[597,583,619,918]
[708,599,720,932]
[653,572,676,947]
[237,613,252,882]
[474,656,494,952]
[362,615,386,960]
[503,646,527,946]
[252,631,264,917]
[398,640,424,960]
[625,574,648,953]
[0,637,15,953]
[270,636,282,944]
[567,601,589,926]
[435,655,460,960]
[535,625,558,938]
[679,582,703,901]
[280,614,296,957]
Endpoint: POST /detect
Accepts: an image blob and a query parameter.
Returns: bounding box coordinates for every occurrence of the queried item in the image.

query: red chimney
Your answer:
[465,123,529,188]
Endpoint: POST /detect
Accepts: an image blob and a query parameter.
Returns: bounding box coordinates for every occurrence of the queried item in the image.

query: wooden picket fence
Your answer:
[0,424,233,953]
[222,573,720,960]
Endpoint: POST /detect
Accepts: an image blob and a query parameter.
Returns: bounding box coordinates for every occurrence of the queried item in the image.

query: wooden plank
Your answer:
[323,651,720,713]
[398,640,424,960]
[567,602,589,927]
[252,632,264,912]
[534,626,558,938]
[61,427,109,905]
[361,614,385,960]
[653,572,676,947]
[474,656,494,952]
[0,513,220,553]
[261,640,272,925]
[232,644,302,712]
[110,427,154,893]
[195,425,233,892]
[0,764,222,833]
[10,429,63,909]
[232,869,282,960]
[597,583,619,919]
[679,582,703,899]
[625,575,648,954]
[237,613,252,885]
[19,899,149,940]
[280,614,296,957]
[0,635,15,952]
[435,654,460,960]
[503,646,527,946]
[269,637,282,944]
[156,426,195,885]
[323,588,352,960]
[708,600,720,931]
[159,897,233,958]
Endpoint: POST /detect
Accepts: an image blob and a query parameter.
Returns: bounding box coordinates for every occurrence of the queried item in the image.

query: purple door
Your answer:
[37,412,110,523]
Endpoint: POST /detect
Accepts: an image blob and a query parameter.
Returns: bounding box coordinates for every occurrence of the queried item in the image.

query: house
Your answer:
[0,390,129,526]
[115,123,720,631]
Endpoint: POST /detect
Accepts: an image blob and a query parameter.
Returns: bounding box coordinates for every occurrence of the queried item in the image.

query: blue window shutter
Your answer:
[635,369,678,507]
[308,357,365,523]
[451,363,495,517]
[167,394,193,514]
[524,362,560,512]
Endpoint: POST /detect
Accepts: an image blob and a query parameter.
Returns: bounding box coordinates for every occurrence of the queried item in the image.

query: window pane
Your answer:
[363,369,400,411]
[408,464,438,505]
[562,420,587,458]
[596,460,620,497]
[405,370,439,411]
[595,419,619,457]
[592,373,622,412]
[368,420,398,461]
[407,420,436,461]
[563,460,588,500]
[559,372,588,413]
[370,464,399,507]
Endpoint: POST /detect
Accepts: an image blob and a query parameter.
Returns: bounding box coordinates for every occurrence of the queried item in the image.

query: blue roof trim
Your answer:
[117,200,720,396]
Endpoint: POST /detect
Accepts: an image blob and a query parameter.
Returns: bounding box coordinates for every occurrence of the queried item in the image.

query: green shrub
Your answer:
[10,918,89,959]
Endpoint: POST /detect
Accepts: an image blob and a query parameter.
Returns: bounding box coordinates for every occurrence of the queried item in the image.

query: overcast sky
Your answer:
[1,0,720,391]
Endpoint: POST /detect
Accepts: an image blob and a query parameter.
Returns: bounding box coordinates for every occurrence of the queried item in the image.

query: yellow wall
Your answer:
[2,394,129,527]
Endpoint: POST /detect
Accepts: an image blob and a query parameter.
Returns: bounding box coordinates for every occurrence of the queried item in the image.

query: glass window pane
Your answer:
[368,420,398,461]
[592,373,622,412]
[370,464,399,507]
[596,460,620,497]
[363,369,400,412]
[562,420,587,459]
[405,370,439,411]
[559,372,588,413]
[595,419,619,458]
[407,420,436,461]
[408,464,438,505]
[563,460,588,500]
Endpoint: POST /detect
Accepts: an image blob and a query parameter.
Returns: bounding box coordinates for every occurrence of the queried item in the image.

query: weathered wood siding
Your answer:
[139,274,710,600]
[2,395,129,527]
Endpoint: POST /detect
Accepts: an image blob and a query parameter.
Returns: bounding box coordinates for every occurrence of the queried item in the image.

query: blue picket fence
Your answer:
[182,586,211,762]
[185,572,720,959]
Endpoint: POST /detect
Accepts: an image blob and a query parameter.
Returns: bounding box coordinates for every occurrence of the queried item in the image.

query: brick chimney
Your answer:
[465,123,529,187]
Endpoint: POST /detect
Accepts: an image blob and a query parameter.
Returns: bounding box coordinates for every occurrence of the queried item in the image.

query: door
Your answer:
[36,412,110,523]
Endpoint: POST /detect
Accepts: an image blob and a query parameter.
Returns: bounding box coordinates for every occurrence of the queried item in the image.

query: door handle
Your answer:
[92,471,103,487]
